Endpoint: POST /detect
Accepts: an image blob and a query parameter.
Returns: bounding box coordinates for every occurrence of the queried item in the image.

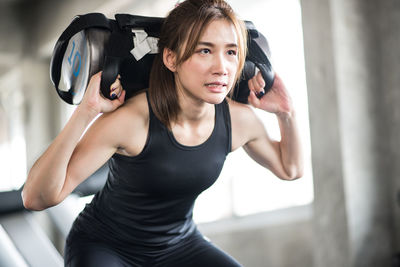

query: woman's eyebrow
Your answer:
[197,41,238,48]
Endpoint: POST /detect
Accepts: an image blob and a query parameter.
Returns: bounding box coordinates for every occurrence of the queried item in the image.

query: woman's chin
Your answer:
[204,93,228,104]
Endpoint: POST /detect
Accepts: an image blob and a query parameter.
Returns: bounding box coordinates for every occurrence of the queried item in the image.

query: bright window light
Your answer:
[0,70,27,192]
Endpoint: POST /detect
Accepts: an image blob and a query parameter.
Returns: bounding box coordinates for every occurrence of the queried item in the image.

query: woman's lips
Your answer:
[205,82,227,93]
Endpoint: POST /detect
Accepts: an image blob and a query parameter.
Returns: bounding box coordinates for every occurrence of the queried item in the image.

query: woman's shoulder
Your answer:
[94,91,150,156]
[226,97,262,148]
[109,91,148,118]
[121,91,149,115]
[96,91,149,132]
[226,97,257,124]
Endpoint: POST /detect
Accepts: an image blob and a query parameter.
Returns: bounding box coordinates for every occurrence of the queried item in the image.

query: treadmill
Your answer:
[0,163,108,267]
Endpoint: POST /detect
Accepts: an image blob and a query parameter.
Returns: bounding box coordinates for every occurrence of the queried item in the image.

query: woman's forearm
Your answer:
[276,110,304,179]
[22,106,99,210]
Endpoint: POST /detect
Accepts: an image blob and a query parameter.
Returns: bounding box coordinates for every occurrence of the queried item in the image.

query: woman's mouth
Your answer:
[205,82,227,92]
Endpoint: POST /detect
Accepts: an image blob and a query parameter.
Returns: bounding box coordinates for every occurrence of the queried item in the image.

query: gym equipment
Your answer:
[50,13,274,105]
[0,164,109,266]
[0,225,28,267]
[0,190,64,267]
[0,212,64,267]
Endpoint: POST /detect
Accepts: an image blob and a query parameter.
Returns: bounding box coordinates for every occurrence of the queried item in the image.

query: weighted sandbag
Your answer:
[50,13,274,105]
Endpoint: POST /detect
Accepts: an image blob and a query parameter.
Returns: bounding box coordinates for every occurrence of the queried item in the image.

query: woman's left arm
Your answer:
[232,72,304,180]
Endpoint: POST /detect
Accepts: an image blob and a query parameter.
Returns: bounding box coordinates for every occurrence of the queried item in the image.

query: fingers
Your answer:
[110,75,126,109]
[247,71,267,108]
[110,75,123,99]
[248,89,261,108]
[256,71,265,88]
[248,71,265,98]
[110,89,126,110]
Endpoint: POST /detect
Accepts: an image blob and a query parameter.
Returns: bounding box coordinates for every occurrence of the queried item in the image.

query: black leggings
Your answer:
[65,233,242,267]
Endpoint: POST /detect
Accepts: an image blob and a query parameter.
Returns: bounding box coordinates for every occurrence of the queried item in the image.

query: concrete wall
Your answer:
[379,0,400,257]
[301,0,400,266]
[300,1,351,266]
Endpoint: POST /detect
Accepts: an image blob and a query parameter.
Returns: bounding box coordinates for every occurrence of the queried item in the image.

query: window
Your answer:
[193,0,313,223]
[0,69,27,192]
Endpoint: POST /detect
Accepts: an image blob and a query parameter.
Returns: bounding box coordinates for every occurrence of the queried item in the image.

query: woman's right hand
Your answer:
[80,71,126,115]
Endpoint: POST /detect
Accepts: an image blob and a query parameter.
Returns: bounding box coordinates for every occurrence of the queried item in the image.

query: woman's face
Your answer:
[175,19,239,104]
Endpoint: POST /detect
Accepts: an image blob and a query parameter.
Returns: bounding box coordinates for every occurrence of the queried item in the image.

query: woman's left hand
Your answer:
[247,72,293,115]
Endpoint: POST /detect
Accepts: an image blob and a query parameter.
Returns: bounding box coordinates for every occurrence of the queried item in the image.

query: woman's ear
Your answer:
[163,48,177,72]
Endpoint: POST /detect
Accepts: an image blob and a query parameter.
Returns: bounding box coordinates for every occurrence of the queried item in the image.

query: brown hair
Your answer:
[148,0,247,129]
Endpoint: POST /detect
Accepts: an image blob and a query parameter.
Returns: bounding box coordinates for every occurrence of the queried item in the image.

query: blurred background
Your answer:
[0,0,399,266]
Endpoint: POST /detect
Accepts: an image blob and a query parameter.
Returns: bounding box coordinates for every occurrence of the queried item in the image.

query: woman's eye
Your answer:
[227,50,237,56]
[199,48,211,54]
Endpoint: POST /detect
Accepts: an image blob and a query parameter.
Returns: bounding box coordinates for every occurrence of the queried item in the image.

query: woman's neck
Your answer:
[170,89,216,146]
[174,89,214,127]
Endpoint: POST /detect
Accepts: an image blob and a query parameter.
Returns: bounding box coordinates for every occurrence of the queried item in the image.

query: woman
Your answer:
[22,0,303,266]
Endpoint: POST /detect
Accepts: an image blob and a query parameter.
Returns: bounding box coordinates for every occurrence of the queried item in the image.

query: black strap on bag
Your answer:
[246,21,275,92]
[98,20,130,100]
[115,14,163,35]
[99,14,164,100]
[231,21,275,102]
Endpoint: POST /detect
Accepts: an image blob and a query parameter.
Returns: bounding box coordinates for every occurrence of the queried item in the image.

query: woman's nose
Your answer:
[212,54,228,75]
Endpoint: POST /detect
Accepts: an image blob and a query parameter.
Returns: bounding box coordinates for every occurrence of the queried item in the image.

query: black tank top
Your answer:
[68,93,232,253]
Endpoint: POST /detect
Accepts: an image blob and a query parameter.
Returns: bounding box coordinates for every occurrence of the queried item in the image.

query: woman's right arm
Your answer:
[22,72,126,210]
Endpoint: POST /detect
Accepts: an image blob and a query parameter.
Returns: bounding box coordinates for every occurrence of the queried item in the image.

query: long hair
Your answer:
[148,0,247,129]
